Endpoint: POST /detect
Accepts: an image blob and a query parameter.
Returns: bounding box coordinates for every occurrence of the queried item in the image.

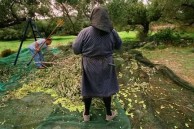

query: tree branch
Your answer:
[0,18,26,28]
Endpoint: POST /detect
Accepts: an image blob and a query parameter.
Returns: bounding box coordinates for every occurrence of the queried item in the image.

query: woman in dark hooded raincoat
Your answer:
[72,6,122,122]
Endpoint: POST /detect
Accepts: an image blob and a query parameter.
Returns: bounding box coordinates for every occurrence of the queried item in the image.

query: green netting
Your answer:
[2,42,194,128]
[0,48,33,92]
[36,98,130,129]
[0,93,130,129]
[0,82,5,91]
[0,45,131,129]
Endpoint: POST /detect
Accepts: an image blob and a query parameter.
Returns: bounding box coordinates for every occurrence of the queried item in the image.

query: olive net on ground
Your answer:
[0,44,131,129]
[1,43,194,128]
[0,48,35,92]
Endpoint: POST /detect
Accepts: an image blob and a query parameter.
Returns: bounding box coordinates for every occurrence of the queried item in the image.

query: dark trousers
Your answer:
[83,96,112,115]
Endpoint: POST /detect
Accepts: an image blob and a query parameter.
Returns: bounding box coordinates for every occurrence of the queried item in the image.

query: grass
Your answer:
[1,30,194,54]
[139,47,194,84]
[0,35,76,54]
[181,32,194,39]
[118,31,138,42]
[0,31,137,54]
[0,40,32,53]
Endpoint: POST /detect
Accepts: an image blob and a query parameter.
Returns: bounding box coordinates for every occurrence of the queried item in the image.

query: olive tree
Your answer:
[0,0,52,28]
[159,0,194,25]
[107,0,163,40]
[54,0,106,34]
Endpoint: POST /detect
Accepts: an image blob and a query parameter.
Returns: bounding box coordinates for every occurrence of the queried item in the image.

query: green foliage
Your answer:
[0,18,65,40]
[149,28,181,44]
[0,28,22,40]
[36,19,57,37]
[1,49,15,57]
[0,0,52,28]
[107,0,129,28]
[58,19,83,35]
[0,19,51,40]
[54,0,92,35]
[161,0,194,24]
[107,0,162,40]
[146,0,163,22]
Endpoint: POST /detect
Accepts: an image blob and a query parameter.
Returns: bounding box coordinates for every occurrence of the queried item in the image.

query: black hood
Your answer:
[90,6,113,33]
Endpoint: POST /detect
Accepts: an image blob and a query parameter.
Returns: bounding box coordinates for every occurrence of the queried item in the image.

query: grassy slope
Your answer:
[139,47,194,85]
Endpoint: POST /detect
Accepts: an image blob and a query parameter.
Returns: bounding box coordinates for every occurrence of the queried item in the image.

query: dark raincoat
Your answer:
[72,6,122,97]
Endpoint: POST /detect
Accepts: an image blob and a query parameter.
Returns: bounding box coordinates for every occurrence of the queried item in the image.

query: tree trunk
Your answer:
[138,22,150,41]
[142,22,149,38]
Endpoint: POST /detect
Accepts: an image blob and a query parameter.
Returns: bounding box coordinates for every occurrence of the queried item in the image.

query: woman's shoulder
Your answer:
[81,26,93,32]
[77,26,93,36]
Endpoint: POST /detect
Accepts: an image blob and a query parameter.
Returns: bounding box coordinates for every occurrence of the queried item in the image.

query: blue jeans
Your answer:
[29,48,44,67]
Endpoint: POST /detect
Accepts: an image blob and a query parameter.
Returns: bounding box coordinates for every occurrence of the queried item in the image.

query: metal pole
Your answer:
[14,18,30,66]
[29,18,37,41]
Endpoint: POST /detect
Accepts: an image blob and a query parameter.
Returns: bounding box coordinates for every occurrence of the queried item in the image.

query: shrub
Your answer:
[0,28,22,40]
[149,28,181,45]
[1,49,16,57]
